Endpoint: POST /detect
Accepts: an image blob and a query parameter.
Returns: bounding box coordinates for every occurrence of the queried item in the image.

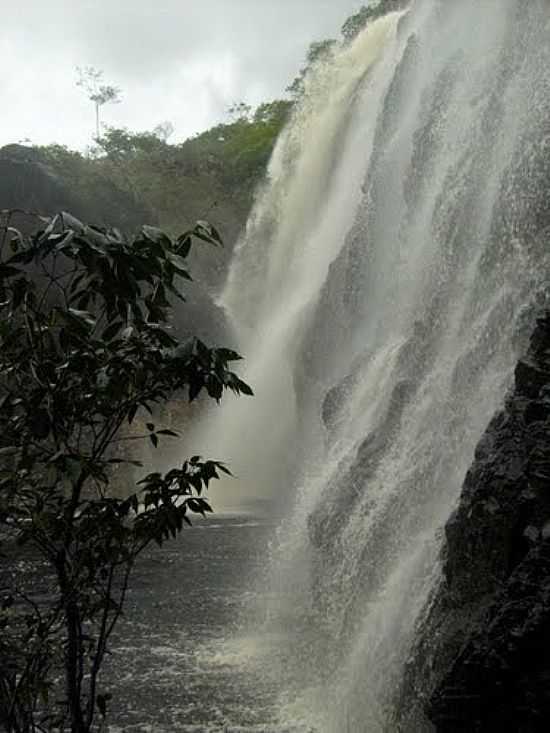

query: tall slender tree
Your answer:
[76,67,121,140]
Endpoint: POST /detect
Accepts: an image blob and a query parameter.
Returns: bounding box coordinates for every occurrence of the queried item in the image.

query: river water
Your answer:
[107,516,304,732]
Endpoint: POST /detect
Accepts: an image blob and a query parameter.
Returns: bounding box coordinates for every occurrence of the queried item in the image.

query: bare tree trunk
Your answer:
[66,601,86,733]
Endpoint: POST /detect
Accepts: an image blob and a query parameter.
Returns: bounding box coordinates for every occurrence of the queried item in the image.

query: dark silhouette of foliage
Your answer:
[341,0,409,41]
[286,39,337,98]
[0,210,252,732]
[32,99,292,269]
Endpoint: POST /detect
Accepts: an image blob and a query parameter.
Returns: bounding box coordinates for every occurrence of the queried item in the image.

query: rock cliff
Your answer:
[400,311,550,732]
[0,144,152,232]
[0,144,231,347]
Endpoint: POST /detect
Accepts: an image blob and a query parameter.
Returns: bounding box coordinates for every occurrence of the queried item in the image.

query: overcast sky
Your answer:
[1,0,365,151]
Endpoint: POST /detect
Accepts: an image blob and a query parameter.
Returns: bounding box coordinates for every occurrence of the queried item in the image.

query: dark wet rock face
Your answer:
[0,144,231,346]
[400,312,550,732]
[0,144,153,233]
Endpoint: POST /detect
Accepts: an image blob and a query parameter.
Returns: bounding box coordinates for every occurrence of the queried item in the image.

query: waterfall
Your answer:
[184,0,550,729]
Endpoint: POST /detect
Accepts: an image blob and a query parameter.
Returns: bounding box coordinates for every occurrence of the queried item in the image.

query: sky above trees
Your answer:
[2,0,363,150]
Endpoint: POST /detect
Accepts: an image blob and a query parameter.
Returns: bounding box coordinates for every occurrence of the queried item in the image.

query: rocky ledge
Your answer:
[400,312,550,732]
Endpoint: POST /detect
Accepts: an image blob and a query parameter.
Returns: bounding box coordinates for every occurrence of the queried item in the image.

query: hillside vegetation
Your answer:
[1,2,397,290]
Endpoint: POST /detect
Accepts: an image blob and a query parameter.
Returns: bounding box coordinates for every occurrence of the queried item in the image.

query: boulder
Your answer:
[399,313,550,731]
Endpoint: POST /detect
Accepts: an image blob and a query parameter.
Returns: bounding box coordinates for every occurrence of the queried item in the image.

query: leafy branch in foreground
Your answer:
[0,210,252,732]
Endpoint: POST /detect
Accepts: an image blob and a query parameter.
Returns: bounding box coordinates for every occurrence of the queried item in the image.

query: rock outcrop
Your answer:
[0,144,232,347]
[400,312,550,732]
[0,144,152,233]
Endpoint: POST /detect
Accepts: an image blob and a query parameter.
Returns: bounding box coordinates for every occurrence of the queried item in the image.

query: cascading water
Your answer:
[184,0,550,730]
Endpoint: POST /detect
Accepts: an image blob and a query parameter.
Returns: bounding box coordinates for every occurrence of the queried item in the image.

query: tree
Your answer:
[76,67,121,140]
[226,101,252,122]
[286,39,337,98]
[152,121,175,143]
[341,0,409,41]
[0,210,253,732]
[93,126,168,159]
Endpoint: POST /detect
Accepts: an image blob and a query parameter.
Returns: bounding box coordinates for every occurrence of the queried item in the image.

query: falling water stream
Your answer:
[173,1,550,730]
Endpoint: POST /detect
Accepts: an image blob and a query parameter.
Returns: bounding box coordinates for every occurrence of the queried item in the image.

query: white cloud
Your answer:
[1,0,364,149]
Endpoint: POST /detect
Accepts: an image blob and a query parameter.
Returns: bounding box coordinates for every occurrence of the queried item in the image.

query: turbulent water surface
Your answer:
[129,1,550,730]
[107,517,284,732]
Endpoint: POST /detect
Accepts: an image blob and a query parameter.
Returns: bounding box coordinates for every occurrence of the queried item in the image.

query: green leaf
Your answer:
[240,382,254,396]
[68,308,96,328]
[166,252,192,280]
[233,377,254,396]
[175,234,192,258]
[0,264,21,279]
[54,229,75,250]
[142,225,171,246]
[195,220,223,246]
[101,320,123,341]
[38,214,59,243]
[216,348,243,362]
[128,404,138,424]
[60,211,85,232]
[189,380,202,402]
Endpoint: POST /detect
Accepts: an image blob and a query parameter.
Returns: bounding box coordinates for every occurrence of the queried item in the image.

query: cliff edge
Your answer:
[401,312,550,732]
